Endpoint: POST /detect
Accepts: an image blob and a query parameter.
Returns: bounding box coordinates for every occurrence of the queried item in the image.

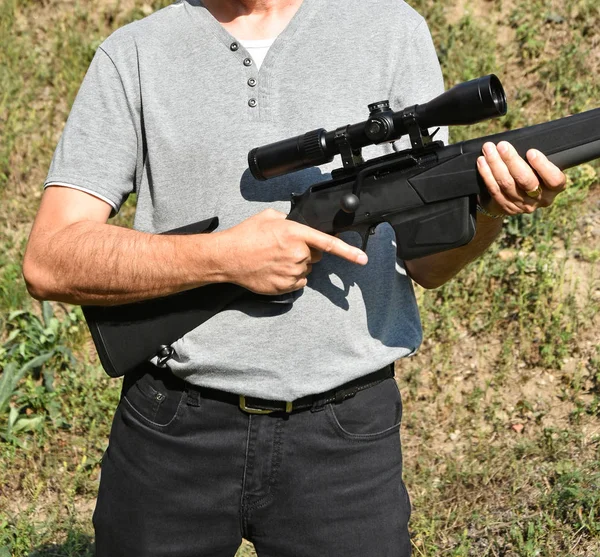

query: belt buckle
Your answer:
[239,396,293,414]
[239,395,273,414]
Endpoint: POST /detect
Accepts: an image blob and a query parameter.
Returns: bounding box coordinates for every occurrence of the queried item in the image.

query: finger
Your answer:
[497,141,541,199]
[293,277,308,290]
[526,150,567,192]
[309,248,323,264]
[482,142,519,199]
[301,226,368,265]
[477,155,522,215]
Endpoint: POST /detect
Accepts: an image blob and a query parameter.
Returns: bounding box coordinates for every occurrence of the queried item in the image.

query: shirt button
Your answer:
[248,78,257,87]
[248,98,257,107]
[230,42,239,51]
[243,58,253,67]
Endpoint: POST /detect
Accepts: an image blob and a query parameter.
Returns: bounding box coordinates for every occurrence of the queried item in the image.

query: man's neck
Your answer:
[201,0,304,40]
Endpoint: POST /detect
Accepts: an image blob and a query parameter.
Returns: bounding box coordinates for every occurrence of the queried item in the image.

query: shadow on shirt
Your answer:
[235,167,418,348]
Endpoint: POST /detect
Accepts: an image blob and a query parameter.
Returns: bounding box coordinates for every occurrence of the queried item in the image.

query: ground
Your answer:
[0,0,599,555]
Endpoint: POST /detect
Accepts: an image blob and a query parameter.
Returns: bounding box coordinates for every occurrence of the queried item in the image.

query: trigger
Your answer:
[358,225,377,252]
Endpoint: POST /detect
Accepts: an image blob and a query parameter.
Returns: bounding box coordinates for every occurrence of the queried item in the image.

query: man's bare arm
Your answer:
[23,186,368,305]
[22,187,228,304]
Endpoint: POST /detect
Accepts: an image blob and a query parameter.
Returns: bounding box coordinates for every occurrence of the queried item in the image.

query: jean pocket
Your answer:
[121,366,185,428]
[327,378,402,440]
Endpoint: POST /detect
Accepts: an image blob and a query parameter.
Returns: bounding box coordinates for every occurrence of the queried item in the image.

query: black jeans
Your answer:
[93,364,412,557]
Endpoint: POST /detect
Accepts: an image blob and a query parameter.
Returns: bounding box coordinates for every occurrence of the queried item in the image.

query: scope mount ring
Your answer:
[402,105,433,150]
[334,125,364,170]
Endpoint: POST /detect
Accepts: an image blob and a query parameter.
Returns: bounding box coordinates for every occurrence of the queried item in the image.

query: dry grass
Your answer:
[1,0,599,555]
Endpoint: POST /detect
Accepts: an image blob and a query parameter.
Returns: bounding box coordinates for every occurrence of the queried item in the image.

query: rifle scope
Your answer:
[248,74,507,181]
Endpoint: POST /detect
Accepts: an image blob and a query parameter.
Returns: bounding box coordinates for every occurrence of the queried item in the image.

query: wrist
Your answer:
[476,196,505,220]
[476,203,504,220]
[184,232,232,286]
[197,229,248,286]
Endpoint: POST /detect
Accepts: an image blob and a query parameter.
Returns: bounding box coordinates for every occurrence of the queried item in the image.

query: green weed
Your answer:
[0,302,84,443]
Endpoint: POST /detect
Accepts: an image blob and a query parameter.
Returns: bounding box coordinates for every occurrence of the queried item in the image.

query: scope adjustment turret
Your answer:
[367,100,390,114]
[366,100,394,143]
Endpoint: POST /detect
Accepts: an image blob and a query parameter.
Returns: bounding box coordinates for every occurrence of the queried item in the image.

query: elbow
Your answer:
[405,260,456,289]
[405,265,449,289]
[22,250,56,301]
[411,276,448,290]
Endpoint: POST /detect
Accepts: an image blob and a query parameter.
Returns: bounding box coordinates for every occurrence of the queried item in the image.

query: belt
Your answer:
[193,365,394,415]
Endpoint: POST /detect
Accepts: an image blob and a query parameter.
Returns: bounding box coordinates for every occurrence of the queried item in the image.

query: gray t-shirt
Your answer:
[46,0,447,400]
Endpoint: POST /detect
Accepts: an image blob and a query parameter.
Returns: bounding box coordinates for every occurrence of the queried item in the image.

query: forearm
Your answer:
[24,203,369,305]
[405,212,503,289]
[23,220,225,305]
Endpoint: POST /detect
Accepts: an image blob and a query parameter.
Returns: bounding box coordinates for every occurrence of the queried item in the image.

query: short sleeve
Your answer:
[390,19,449,151]
[45,46,140,214]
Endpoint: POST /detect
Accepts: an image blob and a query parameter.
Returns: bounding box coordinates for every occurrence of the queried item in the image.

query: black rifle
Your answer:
[82,75,600,377]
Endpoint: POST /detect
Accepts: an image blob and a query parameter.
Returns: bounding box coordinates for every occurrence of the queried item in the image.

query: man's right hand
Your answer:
[215,209,368,295]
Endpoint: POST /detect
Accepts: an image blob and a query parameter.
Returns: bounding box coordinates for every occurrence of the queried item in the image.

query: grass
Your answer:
[1,0,599,555]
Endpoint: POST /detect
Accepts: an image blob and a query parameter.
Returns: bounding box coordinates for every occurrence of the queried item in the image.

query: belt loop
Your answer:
[185,386,201,407]
[334,388,346,404]
[311,396,327,413]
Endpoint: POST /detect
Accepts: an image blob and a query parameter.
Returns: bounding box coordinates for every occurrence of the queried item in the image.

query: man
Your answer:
[22,0,566,555]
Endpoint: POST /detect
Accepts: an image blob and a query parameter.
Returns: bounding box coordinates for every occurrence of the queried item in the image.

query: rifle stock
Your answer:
[81,217,248,378]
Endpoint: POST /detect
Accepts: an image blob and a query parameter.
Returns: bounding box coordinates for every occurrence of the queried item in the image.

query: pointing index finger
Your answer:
[302,226,368,265]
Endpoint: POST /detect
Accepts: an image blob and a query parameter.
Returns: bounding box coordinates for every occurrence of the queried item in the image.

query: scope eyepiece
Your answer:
[248,128,332,181]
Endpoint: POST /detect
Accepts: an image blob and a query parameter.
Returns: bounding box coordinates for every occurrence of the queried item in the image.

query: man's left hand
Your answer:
[477,141,567,216]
